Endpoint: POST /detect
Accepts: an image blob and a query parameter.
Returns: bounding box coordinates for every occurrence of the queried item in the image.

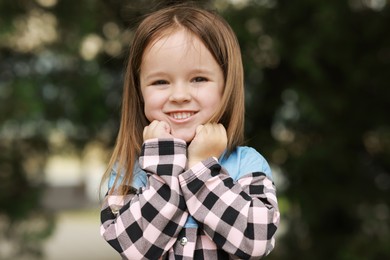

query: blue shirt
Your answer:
[108,146,272,228]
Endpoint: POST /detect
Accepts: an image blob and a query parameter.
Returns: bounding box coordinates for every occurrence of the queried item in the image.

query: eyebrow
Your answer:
[190,68,214,75]
[140,71,167,83]
[142,67,215,80]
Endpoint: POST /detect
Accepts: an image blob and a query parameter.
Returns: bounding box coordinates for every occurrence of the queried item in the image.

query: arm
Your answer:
[100,138,188,259]
[178,158,279,259]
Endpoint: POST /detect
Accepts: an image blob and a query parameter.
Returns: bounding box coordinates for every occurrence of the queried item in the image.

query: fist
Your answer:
[143,120,173,141]
[187,123,227,168]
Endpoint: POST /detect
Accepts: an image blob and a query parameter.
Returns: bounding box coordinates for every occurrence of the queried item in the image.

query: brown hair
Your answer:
[102,4,245,195]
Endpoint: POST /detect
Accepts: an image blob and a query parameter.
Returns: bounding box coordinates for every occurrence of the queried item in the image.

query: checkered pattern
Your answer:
[101,138,279,259]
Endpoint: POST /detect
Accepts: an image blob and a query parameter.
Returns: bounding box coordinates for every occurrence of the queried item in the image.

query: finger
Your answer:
[159,121,171,133]
[195,124,204,134]
[143,126,148,140]
[217,123,227,134]
[150,120,160,129]
[207,123,221,135]
[144,120,159,140]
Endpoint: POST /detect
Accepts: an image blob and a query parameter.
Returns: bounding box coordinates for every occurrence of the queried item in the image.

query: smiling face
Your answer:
[140,29,224,142]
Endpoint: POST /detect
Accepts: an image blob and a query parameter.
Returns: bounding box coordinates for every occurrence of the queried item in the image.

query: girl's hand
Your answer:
[187,123,227,169]
[143,120,173,141]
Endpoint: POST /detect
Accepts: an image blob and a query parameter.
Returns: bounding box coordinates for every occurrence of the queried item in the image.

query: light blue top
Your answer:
[108,146,272,228]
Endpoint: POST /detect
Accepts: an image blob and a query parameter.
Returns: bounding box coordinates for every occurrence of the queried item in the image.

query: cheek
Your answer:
[204,91,223,111]
[143,94,164,121]
[207,92,223,119]
[143,100,155,121]
[143,103,152,122]
[141,91,153,121]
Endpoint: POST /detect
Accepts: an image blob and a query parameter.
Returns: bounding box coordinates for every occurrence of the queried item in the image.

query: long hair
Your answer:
[101,3,245,196]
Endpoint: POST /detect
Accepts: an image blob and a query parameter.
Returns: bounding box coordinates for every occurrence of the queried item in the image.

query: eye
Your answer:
[191,77,208,83]
[151,80,169,85]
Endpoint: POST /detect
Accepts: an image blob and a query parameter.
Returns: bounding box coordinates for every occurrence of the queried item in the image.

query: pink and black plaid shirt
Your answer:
[101,138,279,259]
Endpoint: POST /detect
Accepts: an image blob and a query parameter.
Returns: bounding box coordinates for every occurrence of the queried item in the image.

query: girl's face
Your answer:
[140,29,224,142]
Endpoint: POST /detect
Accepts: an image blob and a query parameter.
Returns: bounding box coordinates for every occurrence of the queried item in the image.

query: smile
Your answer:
[169,112,195,120]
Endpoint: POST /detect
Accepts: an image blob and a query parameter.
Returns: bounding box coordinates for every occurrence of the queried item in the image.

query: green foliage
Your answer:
[221,1,390,259]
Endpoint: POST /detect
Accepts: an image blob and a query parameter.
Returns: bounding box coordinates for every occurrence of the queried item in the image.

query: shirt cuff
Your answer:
[139,138,187,176]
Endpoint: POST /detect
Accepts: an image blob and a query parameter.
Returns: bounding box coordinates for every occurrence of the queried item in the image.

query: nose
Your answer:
[169,83,191,103]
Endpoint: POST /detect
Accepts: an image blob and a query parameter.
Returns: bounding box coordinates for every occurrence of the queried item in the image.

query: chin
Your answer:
[171,130,196,143]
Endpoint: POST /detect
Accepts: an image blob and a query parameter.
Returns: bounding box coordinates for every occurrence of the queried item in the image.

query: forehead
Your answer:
[145,28,199,53]
[141,29,215,69]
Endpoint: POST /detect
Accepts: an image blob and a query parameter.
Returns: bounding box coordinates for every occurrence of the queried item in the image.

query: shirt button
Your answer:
[111,207,119,215]
[180,237,188,246]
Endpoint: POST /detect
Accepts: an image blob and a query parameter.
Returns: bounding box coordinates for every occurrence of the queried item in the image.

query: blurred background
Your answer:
[0,0,389,259]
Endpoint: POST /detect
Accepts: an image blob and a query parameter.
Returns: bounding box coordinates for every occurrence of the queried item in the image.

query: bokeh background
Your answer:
[1,0,389,259]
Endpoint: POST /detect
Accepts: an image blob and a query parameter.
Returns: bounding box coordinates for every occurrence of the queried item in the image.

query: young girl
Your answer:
[100,4,279,259]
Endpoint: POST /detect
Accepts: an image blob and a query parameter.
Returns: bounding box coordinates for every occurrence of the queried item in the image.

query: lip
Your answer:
[166,111,197,122]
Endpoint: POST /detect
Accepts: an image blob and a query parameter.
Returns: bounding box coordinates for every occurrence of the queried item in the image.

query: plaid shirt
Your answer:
[101,138,279,259]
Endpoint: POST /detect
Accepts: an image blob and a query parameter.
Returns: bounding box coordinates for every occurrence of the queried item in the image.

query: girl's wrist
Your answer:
[187,159,200,169]
[187,156,218,169]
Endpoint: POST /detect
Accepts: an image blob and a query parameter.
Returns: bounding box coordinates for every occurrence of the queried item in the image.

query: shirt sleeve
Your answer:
[100,138,189,259]
[220,146,273,181]
[242,147,273,180]
[178,157,280,259]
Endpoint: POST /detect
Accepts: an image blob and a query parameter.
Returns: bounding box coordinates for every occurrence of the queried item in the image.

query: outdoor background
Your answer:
[0,0,389,259]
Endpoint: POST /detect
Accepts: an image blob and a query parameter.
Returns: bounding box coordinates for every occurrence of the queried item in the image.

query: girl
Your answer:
[100,4,279,259]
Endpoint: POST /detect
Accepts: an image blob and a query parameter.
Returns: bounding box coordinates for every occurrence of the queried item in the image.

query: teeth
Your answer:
[171,112,193,120]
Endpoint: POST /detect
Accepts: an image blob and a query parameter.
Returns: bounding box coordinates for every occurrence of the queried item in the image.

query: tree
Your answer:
[0,0,128,258]
[221,0,390,258]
